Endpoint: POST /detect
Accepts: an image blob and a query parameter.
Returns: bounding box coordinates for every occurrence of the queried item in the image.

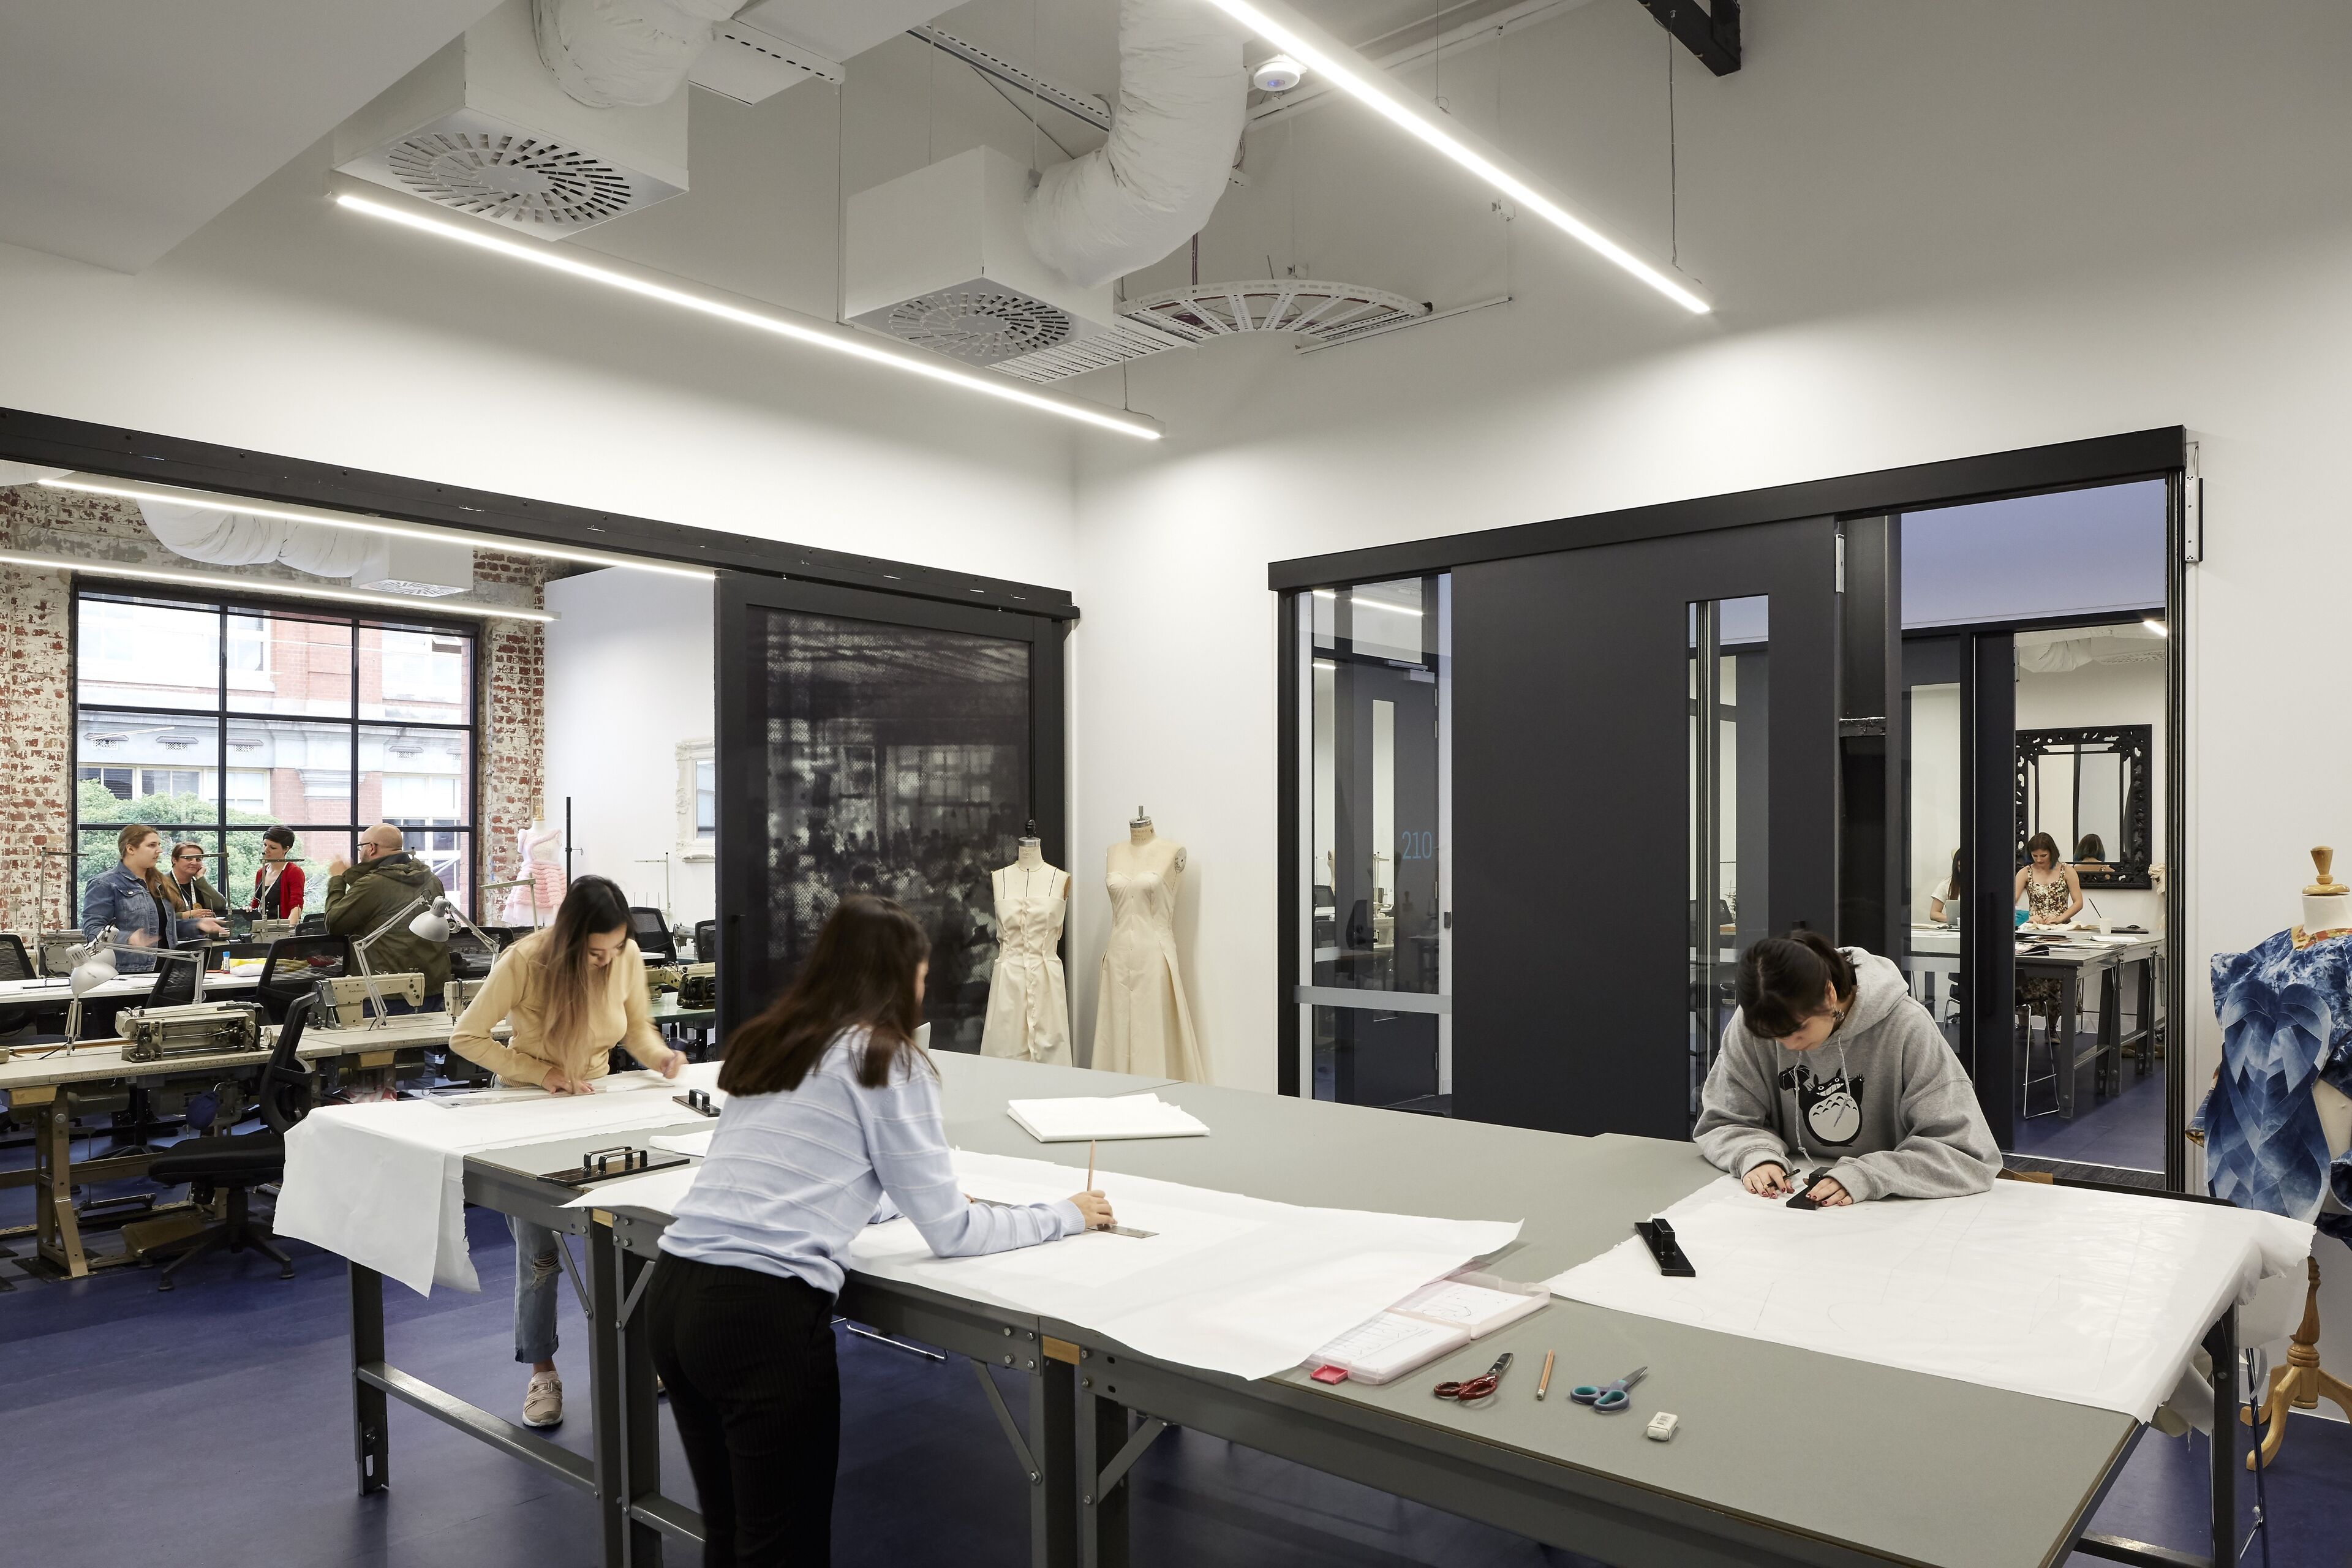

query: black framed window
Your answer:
[70,588,480,921]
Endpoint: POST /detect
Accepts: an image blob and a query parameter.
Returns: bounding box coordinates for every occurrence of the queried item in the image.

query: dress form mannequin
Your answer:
[1092,810,1207,1081]
[501,805,567,927]
[2211,846,2352,1468]
[981,823,1072,1065]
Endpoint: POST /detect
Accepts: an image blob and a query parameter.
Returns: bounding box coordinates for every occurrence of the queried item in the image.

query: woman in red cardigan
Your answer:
[252,825,306,918]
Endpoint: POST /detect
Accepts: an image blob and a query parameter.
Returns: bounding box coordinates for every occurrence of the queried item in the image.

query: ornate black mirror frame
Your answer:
[2015,724,2154,889]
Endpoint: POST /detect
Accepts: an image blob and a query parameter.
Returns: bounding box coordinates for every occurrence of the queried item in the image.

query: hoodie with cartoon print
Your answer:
[1693,948,2000,1201]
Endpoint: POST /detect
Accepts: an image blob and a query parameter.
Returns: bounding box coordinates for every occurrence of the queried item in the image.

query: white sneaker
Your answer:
[523,1370,564,1428]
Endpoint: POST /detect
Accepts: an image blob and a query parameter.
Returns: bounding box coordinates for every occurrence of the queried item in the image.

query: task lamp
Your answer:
[350,895,499,1028]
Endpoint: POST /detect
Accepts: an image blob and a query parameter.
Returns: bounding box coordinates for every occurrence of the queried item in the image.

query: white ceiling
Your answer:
[0,0,502,272]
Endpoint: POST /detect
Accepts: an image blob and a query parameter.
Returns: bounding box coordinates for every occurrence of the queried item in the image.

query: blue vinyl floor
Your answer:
[3,1151,2348,1567]
[2011,1039,2170,1172]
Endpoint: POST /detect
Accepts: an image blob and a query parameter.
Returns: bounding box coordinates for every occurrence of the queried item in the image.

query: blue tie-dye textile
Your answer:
[2203,931,2352,1242]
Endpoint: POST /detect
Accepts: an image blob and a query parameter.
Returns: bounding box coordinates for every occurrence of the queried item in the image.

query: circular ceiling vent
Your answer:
[884,291,1072,365]
[386,131,638,228]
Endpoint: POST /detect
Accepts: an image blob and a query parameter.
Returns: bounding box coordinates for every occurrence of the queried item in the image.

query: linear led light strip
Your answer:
[39,475,713,582]
[1311,587,1423,616]
[1204,0,1711,315]
[332,190,1163,440]
[0,548,555,622]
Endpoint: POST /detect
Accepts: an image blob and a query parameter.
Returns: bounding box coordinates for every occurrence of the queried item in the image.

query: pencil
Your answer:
[1087,1139,1096,1191]
[1537,1350,1555,1400]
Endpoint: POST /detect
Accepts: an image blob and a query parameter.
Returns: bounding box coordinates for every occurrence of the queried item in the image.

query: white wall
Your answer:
[542,567,715,929]
[1909,684,1961,923]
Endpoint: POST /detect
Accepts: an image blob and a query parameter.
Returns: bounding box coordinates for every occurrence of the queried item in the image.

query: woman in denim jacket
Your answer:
[82,824,217,971]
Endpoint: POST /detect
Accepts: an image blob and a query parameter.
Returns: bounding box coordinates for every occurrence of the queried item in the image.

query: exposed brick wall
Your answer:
[473,549,549,914]
[0,484,548,931]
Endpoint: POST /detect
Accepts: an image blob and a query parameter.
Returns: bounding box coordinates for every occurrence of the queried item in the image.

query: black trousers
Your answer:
[647,1254,840,1568]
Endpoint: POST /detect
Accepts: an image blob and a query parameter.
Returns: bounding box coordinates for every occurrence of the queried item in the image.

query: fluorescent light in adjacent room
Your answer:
[2143,618,2168,636]
[0,548,556,622]
[331,189,1164,440]
[1198,0,1711,315]
[39,475,714,581]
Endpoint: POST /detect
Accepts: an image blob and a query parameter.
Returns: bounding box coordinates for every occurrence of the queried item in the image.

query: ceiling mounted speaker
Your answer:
[334,0,686,238]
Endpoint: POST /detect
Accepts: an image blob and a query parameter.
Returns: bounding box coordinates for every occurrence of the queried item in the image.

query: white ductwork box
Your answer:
[333,0,687,237]
[844,146,1126,368]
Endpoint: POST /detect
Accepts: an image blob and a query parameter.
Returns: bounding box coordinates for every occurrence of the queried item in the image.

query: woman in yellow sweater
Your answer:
[450,875,685,1428]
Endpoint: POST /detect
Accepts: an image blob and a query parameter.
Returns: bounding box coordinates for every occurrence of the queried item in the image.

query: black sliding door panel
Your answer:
[715,575,1065,1049]
[1452,519,1839,1138]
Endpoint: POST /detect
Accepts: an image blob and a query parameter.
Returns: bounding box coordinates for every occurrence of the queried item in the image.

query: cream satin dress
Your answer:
[981,863,1072,1065]
[1091,848,1207,1081]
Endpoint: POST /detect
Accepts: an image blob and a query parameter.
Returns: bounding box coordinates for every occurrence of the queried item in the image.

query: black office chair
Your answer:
[630,907,677,962]
[446,924,500,980]
[256,934,352,1025]
[146,954,202,1008]
[146,994,318,1291]
[693,919,717,965]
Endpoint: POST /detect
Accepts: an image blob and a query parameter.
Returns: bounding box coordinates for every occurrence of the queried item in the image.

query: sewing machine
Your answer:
[116,1000,267,1063]
[314,972,425,1028]
[677,964,716,1009]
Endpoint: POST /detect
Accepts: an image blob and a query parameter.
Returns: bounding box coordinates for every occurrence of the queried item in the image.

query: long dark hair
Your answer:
[720,895,930,1096]
[116,823,165,897]
[1736,930,1857,1039]
[533,875,634,1058]
[1946,848,1962,899]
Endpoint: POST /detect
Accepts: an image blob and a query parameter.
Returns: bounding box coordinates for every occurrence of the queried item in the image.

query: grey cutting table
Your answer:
[344,1057,2236,1568]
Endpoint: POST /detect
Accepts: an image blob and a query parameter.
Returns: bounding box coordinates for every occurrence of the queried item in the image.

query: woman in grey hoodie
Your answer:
[1694,930,2000,1206]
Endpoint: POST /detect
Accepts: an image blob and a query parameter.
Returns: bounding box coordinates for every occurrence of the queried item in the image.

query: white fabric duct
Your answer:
[532,0,742,109]
[1025,0,1246,289]
[138,500,380,579]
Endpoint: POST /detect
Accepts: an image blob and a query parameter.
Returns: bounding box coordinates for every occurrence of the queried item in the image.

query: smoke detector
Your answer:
[846,147,1158,372]
[334,0,686,238]
[1251,55,1305,93]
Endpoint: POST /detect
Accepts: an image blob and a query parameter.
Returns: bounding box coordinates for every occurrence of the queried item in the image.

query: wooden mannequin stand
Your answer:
[2241,1254,2352,1469]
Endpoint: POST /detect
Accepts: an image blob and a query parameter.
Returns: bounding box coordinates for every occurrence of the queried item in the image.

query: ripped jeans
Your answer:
[510,1215,565,1364]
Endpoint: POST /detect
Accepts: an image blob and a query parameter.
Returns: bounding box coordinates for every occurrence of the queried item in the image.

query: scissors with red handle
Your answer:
[1433,1352,1513,1404]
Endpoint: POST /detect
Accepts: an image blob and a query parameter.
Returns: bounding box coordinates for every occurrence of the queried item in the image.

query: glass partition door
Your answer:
[1297,576,1451,1111]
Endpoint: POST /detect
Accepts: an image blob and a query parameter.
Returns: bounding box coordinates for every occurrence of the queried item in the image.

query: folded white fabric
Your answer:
[1546,1175,2312,1420]
[1006,1095,1208,1142]
[276,1062,722,1295]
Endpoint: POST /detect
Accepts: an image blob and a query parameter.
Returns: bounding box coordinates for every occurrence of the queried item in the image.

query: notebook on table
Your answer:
[1007,1095,1210,1143]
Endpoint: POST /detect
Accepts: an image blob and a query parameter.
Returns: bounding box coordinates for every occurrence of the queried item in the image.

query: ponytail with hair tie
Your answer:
[1735,929,1857,1040]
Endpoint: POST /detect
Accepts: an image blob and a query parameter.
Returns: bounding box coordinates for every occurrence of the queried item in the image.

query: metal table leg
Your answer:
[31,1090,88,1277]
[590,1217,665,1567]
[350,1261,391,1494]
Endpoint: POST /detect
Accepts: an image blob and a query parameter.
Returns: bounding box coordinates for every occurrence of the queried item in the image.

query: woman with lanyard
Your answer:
[650,895,1112,1567]
[250,825,305,919]
[81,823,222,970]
[448,875,688,1430]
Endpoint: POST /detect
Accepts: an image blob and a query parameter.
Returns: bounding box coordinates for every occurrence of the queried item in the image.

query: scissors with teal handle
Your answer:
[1569,1366,1646,1412]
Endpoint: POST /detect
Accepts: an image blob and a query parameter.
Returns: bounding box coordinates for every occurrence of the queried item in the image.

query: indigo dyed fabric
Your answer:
[2204,932,2352,1242]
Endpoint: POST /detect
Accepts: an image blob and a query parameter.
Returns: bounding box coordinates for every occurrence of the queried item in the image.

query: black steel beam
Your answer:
[1639,0,1741,75]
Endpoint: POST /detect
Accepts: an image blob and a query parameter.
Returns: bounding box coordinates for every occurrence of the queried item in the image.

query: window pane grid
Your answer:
[70,588,480,918]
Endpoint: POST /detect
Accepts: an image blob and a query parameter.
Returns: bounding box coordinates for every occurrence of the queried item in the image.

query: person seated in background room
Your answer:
[1927,849,1963,926]
[162,840,229,921]
[1694,930,2000,1207]
[323,824,450,1012]
[2073,832,2109,870]
[2015,831,2084,928]
[250,824,305,919]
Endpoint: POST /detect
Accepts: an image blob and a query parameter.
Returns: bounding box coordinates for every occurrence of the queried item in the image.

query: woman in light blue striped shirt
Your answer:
[650,895,1111,1567]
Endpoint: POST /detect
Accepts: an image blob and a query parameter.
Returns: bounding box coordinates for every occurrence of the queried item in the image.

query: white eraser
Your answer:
[1646,1411,1678,1442]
